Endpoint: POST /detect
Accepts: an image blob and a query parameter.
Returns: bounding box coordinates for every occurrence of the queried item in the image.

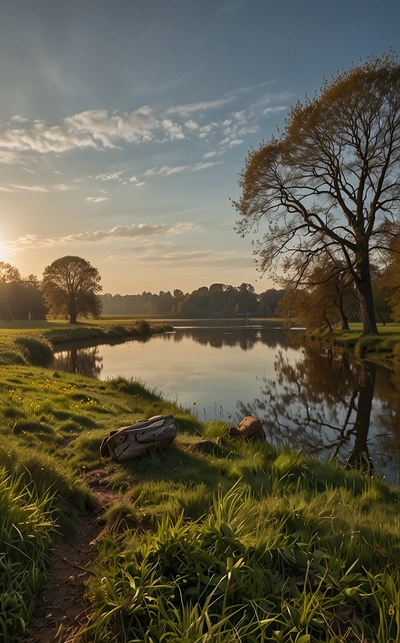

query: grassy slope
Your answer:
[0,318,172,366]
[0,366,398,641]
[1,322,400,642]
[305,322,400,361]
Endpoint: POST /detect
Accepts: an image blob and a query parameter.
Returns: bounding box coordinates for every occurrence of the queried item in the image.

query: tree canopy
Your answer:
[41,256,102,323]
[233,53,400,335]
[0,262,47,321]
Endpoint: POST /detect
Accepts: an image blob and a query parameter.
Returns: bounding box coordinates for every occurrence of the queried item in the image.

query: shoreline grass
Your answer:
[297,322,400,363]
[0,318,173,367]
[0,359,398,641]
[1,320,400,641]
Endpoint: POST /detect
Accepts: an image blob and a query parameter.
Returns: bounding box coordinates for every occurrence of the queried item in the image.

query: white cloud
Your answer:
[61,222,199,242]
[166,97,235,117]
[11,115,28,123]
[262,106,287,116]
[6,222,200,252]
[53,183,75,191]
[228,139,243,147]
[184,120,199,131]
[191,161,222,171]
[5,182,74,193]
[144,165,188,177]
[8,183,49,192]
[86,196,107,203]
[142,249,215,262]
[0,89,289,164]
[161,119,185,140]
[5,234,59,250]
[96,171,124,181]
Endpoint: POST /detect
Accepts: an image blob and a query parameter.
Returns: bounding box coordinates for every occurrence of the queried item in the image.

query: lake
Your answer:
[52,321,400,485]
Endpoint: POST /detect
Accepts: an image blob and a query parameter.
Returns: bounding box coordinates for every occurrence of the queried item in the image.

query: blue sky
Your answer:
[1,0,399,294]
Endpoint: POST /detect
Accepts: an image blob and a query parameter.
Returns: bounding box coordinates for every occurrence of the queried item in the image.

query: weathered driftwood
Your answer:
[100,414,177,462]
[228,416,265,441]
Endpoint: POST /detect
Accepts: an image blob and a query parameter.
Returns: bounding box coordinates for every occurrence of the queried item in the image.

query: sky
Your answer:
[1,0,400,295]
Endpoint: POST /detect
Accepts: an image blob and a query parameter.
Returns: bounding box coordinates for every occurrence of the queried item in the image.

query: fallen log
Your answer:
[100,414,177,462]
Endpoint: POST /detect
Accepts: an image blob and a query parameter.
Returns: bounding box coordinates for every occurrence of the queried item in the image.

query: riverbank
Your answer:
[1,321,400,641]
[0,359,398,642]
[300,322,400,362]
[0,318,173,366]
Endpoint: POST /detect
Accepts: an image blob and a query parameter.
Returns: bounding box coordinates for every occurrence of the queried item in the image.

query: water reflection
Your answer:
[162,326,289,350]
[52,346,103,378]
[237,346,387,471]
[51,326,400,482]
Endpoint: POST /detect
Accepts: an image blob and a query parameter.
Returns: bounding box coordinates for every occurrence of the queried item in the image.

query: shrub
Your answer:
[136,319,151,335]
[14,336,54,367]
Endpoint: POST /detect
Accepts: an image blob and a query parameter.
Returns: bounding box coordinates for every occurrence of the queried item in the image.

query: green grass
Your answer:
[305,322,400,360]
[1,323,400,642]
[0,318,173,366]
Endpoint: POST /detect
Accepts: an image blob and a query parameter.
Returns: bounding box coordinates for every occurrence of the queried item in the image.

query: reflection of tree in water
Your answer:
[52,347,103,378]
[237,346,380,471]
[372,362,400,476]
[159,327,288,351]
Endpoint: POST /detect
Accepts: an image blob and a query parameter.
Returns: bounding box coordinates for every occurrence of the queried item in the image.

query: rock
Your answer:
[100,414,177,462]
[228,416,265,441]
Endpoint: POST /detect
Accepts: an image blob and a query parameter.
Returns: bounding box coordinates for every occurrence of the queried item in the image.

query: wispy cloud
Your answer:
[5,222,201,252]
[96,171,124,181]
[86,196,107,203]
[165,97,235,117]
[191,161,222,171]
[5,182,75,193]
[61,222,199,242]
[0,89,290,163]
[8,183,49,192]
[109,248,237,264]
[143,161,221,178]
[144,165,188,177]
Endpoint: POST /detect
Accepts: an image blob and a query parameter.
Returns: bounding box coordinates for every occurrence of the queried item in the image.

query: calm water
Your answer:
[52,321,400,484]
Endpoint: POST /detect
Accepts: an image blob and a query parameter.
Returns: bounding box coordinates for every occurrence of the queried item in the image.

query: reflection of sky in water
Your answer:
[53,326,400,485]
[93,329,296,423]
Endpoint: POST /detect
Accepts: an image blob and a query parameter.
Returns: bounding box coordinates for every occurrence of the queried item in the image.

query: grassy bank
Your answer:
[303,322,400,362]
[0,357,399,642]
[0,318,173,367]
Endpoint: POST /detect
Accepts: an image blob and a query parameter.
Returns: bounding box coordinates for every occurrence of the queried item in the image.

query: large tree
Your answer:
[233,53,400,335]
[41,255,102,323]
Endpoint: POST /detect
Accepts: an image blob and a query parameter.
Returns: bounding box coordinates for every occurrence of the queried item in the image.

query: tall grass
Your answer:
[0,469,56,642]
[14,335,54,367]
[83,469,400,643]
[0,356,399,642]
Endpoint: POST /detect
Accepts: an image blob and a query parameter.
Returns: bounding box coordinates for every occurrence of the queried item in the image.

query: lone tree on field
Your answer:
[41,256,102,324]
[233,53,400,335]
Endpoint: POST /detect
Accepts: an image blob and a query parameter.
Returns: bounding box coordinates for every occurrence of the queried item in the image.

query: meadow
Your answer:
[0,321,400,642]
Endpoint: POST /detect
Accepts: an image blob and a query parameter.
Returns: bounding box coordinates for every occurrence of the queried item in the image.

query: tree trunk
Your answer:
[356,278,378,335]
[346,362,376,471]
[354,248,378,335]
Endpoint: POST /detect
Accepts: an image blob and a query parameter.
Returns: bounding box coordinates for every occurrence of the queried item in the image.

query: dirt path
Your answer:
[24,469,116,643]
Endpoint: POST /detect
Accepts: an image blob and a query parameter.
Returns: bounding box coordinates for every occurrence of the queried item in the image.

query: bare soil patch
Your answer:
[23,469,116,643]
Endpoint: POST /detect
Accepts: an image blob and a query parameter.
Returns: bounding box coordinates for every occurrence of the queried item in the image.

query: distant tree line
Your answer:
[0,256,102,323]
[1,248,400,329]
[100,283,285,318]
[0,263,47,320]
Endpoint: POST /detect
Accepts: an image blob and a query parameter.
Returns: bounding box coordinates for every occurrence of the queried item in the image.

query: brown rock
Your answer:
[228,416,265,441]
